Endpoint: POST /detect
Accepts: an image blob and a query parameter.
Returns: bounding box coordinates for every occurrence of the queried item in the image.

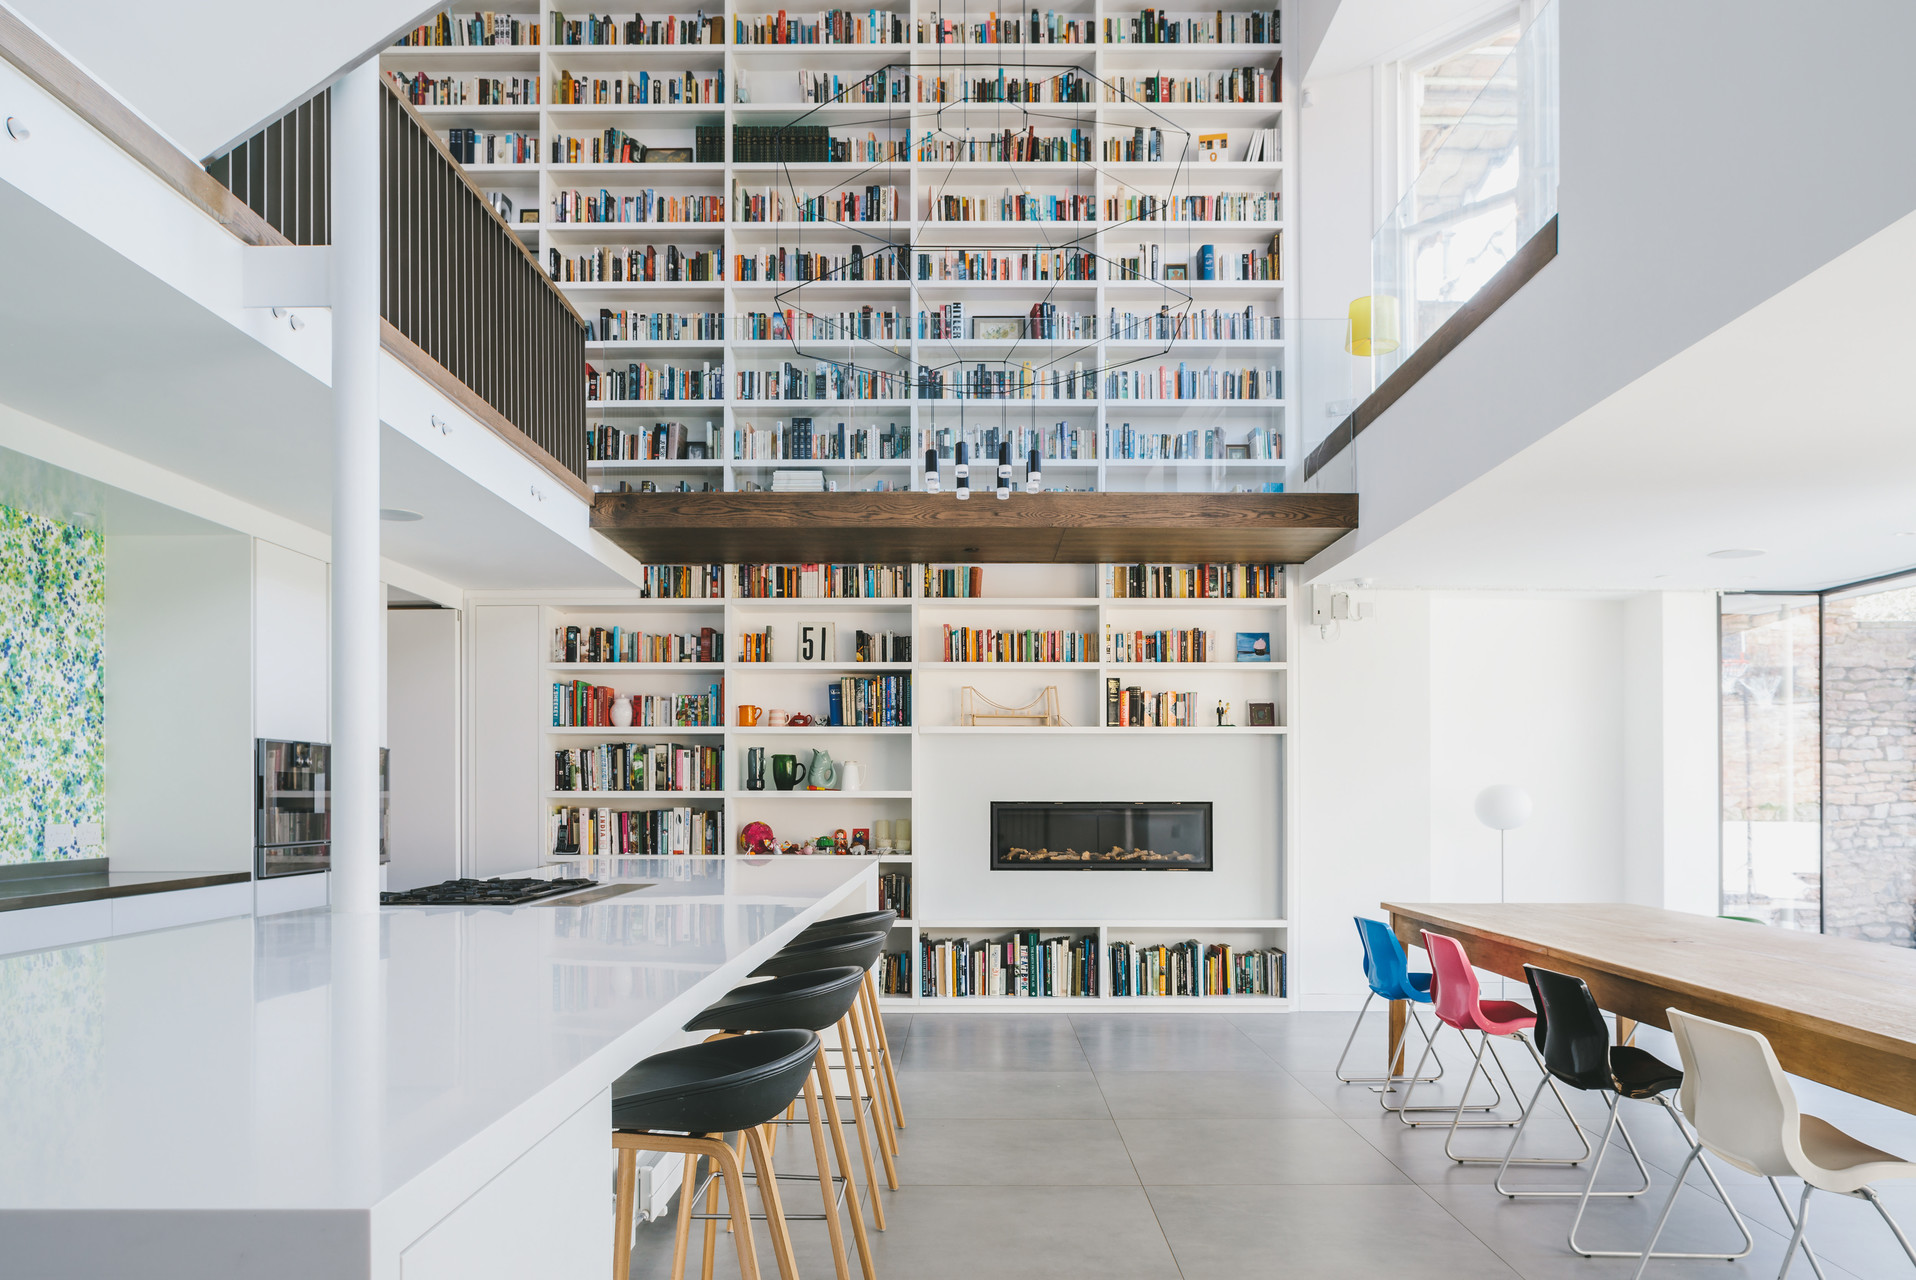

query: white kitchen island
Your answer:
[0,855,878,1280]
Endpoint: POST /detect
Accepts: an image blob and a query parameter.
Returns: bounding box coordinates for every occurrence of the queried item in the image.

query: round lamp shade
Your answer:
[1475,784,1532,831]
[1346,294,1401,357]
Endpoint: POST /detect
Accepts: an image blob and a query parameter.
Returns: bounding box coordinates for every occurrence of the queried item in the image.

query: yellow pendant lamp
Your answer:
[1346,295,1401,356]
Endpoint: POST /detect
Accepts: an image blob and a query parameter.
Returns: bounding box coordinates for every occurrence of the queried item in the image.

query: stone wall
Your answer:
[1822,591,1916,946]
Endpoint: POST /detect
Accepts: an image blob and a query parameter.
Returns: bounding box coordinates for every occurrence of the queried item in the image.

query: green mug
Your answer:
[771,754,807,791]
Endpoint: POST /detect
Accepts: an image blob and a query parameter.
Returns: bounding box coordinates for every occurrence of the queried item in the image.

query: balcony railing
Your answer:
[205,86,587,486]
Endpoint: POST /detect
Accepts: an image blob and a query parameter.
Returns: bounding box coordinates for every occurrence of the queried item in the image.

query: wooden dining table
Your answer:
[1381,901,1916,1114]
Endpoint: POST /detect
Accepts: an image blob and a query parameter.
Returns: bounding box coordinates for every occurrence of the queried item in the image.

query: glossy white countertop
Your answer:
[0,856,876,1214]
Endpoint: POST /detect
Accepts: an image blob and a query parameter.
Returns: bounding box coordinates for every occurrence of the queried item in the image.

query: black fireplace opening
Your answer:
[990,802,1213,871]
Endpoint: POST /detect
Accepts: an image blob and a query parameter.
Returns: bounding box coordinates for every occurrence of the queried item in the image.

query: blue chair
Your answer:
[1335,917,1447,1085]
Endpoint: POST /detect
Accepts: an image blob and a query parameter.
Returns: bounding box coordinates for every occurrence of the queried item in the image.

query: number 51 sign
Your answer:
[797,622,837,664]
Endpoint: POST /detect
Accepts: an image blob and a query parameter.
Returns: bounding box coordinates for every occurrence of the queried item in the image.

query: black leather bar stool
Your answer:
[687,966,876,1280]
[1498,965,1753,1263]
[794,911,906,1135]
[611,1030,819,1280]
[752,931,901,1202]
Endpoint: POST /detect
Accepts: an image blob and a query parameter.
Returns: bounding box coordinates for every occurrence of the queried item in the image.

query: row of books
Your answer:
[734,9,909,44]
[733,184,903,224]
[396,13,538,46]
[640,564,727,598]
[919,932,1098,998]
[916,363,1096,402]
[918,128,1092,164]
[940,626,1094,664]
[736,364,909,402]
[552,806,722,856]
[916,249,1097,281]
[1108,67,1280,104]
[1114,8,1279,44]
[734,625,908,661]
[741,307,906,342]
[733,247,907,283]
[878,950,912,995]
[551,189,726,224]
[925,11,1092,44]
[1105,628,1221,664]
[553,683,724,728]
[551,11,724,45]
[1109,940,1287,997]
[554,69,723,105]
[919,423,1094,461]
[587,420,719,460]
[799,69,913,104]
[1109,563,1282,599]
[551,742,723,793]
[1109,307,1280,342]
[1106,191,1280,224]
[1104,684,1200,727]
[589,309,724,343]
[878,870,912,919]
[443,129,537,165]
[387,71,540,106]
[924,565,986,598]
[734,563,913,598]
[732,418,909,460]
[917,301,1096,342]
[1108,424,1278,460]
[1102,365,1279,402]
[586,361,725,402]
[556,624,722,663]
[553,246,720,284]
[927,192,1096,224]
[920,70,1093,104]
[829,674,912,726]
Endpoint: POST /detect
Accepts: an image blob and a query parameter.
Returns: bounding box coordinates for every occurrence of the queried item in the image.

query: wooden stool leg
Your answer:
[854,982,899,1157]
[701,1141,724,1280]
[864,970,905,1130]
[710,1138,762,1280]
[836,1016,893,1218]
[614,1147,639,1280]
[814,1050,877,1279]
[802,1071,854,1280]
[671,1149,699,1280]
[745,1123,800,1280]
[847,1006,900,1185]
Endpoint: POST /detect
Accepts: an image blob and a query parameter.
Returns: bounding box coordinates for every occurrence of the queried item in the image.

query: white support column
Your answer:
[330,60,383,914]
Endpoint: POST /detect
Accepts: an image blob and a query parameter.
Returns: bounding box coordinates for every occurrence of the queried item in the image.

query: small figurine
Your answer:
[1216,699,1233,727]
[834,828,850,856]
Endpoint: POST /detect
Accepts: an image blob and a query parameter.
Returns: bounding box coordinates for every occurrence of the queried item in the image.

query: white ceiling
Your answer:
[1318,206,1916,593]
[9,0,436,157]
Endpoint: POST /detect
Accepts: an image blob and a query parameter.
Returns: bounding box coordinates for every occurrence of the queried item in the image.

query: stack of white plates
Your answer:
[770,470,826,492]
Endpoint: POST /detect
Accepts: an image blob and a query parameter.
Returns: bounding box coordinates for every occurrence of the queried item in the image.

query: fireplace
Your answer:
[990,802,1212,871]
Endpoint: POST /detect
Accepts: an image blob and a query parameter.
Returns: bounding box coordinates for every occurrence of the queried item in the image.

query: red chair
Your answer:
[1390,929,1592,1169]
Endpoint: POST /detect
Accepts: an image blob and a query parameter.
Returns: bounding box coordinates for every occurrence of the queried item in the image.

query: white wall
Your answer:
[104,534,254,873]
[1622,591,1719,914]
[387,608,462,891]
[470,605,543,878]
[253,540,329,743]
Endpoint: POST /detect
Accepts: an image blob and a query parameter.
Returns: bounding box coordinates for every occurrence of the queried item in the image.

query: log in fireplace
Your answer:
[990,802,1212,871]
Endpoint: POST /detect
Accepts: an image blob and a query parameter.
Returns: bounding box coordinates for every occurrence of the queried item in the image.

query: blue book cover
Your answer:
[827,683,844,726]
[1197,244,1216,280]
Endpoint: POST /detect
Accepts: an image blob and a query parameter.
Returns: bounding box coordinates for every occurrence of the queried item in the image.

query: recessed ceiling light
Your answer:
[1707,548,1764,559]
[379,508,424,522]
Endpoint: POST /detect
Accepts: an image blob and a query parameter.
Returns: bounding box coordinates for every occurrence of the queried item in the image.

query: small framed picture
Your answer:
[1248,702,1275,727]
[686,441,710,460]
[519,209,540,223]
[971,316,1024,340]
[642,146,694,163]
[1236,632,1272,662]
[1199,132,1229,162]
[1225,444,1250,460]
[1164,263,1189,281]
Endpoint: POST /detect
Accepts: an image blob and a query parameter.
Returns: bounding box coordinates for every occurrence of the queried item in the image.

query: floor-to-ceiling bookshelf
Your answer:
[381,1,1293,495]
[520,561,1294,1007]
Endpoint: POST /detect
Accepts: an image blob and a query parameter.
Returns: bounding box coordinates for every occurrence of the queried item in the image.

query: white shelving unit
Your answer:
[381,1,1294,493]
[526,561,1294,1007]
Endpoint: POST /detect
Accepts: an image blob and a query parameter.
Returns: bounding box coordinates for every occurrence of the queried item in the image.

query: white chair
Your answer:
[1633,1009,1916,1279]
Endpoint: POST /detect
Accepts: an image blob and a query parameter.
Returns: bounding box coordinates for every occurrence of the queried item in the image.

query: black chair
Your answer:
[681,967,877,1280]
[1498,965,1753,1263]
[611,1029,818,1280]
[753,931,900,1196]
[795,912,906,1134]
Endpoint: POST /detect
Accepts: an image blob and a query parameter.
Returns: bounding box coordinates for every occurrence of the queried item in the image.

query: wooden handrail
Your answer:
[1303,214,1559,481]
[0,7,289,247]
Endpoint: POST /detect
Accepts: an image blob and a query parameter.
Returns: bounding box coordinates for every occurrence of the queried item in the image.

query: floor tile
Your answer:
[890,1117,1140,1186]
[1093,1068,1334,1118]
[1148,1182,1523,1278]
[1072,1014,1276,1071]
[895,1014,1088,1071]
[899,1069,1111,1119]
[1116,1115,1412,1185]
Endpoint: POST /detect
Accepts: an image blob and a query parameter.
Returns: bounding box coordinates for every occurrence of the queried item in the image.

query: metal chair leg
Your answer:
[1333,993,1446,1085]
[1570,1100,1752,1259]
[1384,1023,1503,1123]
[1862,1187,1916,1268]
[1496,1087,1643,1196]
[1767,1178,1828,1280]
[1778,1183,1815,1280]
[1444,1034,1590,1162]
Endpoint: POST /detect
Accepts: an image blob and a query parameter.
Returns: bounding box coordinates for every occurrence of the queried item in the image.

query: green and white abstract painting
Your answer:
[0,505,105,864]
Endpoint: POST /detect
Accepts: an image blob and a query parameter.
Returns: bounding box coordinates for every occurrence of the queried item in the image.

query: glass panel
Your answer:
[1413,26,1521,177]
[1822,579,1916,946]
[1720,596,1820,929]
[1370,0,1557,381]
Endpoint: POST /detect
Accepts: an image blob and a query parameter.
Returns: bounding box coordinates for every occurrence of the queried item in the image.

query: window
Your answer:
[1410,26,1521,179]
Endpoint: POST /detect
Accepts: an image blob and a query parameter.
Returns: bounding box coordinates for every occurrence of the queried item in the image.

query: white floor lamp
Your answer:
[1474,784,1533,903]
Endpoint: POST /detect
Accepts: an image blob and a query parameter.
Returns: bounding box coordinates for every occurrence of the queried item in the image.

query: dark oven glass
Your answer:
[991,802,1212,871]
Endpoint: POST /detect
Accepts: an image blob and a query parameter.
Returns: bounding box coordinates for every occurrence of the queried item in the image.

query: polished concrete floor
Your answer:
[625,1011,1916,1279]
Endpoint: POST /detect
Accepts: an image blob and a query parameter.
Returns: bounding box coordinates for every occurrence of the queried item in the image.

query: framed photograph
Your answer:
[1199,132,1229,162]
[971,316,1024,341]
[642,146,693,163]
[1225,444,1251,460]
[797,622,838,664]
[1248,702,1275,727]
[519,209,540,223]
[1164,263,1189,281]
[1235,632,1272,662]
[686,441,710,460]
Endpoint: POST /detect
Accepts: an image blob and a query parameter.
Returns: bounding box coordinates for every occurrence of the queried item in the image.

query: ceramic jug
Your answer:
[839,759,865,792]
[771,754,806,791]
[806,748,839,790]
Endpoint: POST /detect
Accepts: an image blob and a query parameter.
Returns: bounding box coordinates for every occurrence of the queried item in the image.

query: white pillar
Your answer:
[331,61,383,913]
